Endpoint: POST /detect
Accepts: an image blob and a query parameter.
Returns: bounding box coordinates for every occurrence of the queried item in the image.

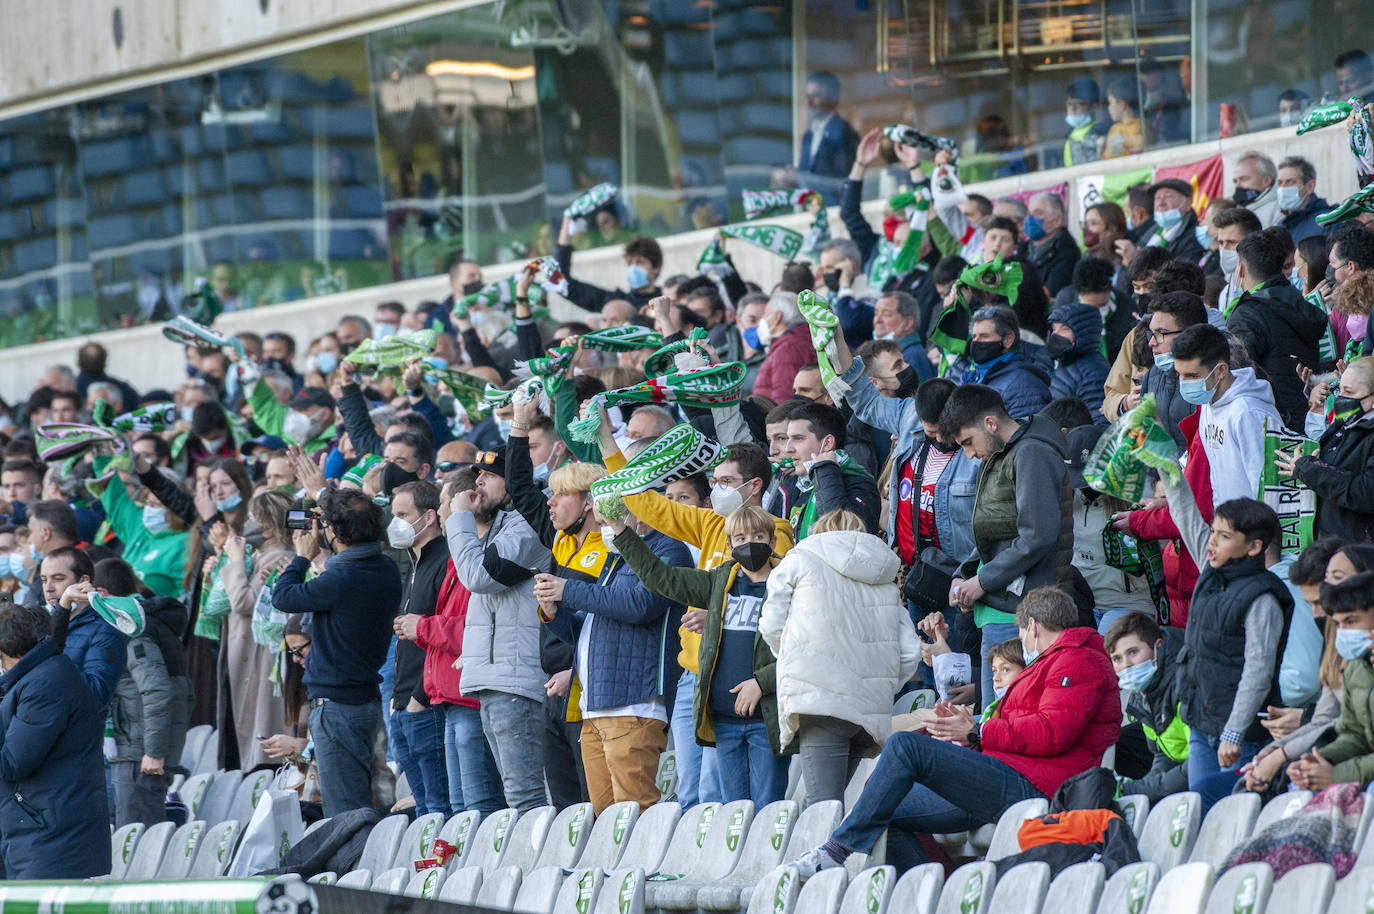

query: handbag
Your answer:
[899,445,961,616]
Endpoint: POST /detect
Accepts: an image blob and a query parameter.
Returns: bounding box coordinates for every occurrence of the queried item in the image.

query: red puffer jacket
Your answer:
[415,560,480,710]
[1128,411,1212,627]
[981,627,1121,798]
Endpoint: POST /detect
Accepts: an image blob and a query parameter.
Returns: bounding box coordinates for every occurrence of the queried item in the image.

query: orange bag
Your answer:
[1017,809,1121,850]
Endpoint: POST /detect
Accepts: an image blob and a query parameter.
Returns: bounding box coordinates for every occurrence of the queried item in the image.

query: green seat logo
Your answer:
[420,818,438,857]
[185,822,204,858]
[568,807,588,846]
[1120,802,1138,829]
[217,827,234,861]
[770,811,790,851]
[658,756,677,794]
[1364,880,1374,914]
[1168,799,1190,848]
[695,807,716,848]
[493,812,513,851]
[1126,869,1149,914]
[453,816,474,856]
[612,807,632,845]
[867,869,888,914]
[251,775,268,807]
[618,872,637,914]
[122,828,140,863]
[1232,873,1257,914]
[576,871,596,914]
[725,808,746,852]
[421,869,441,898]
[773,870,794,914]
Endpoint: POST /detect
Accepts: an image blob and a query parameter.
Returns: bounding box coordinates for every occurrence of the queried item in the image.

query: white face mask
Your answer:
[600,525,620,553]
[874,331,896,342]
[710,482,748,517]
[387,514,428,550]
[1218,248,1239,279]
[755,315,773,346]
[283,410,315,445]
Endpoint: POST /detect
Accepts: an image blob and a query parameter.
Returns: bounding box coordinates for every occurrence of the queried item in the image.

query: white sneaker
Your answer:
[791,846,843,881]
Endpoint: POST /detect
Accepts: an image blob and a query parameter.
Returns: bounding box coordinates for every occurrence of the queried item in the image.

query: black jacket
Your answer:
[0,637,111,879]
[393,535,451,708]
[1226,277,1330,430]
[1121,627,1189,803]
[1027,228,1082,297]
[794,458,882,537]
[554,243,661,313]
[1295,410,1374,545]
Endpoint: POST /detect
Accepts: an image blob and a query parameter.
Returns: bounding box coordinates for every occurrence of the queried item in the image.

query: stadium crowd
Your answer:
[5,56,1374,888]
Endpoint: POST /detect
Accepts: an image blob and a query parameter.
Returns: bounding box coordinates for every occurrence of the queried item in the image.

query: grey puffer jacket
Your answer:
[448,508,553,703]
[111,597,194,766]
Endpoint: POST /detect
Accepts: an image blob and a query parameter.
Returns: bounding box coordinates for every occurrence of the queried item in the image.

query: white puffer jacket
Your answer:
[760,530,921,751]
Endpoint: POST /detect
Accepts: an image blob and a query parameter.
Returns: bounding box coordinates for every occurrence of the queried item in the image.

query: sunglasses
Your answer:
[437,460,472,473]
[473,451,501,465]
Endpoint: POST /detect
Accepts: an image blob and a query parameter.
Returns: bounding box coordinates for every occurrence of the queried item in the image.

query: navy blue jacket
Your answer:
[800,115,860,181]
[63,604,127,709]
[275,542,402,704]
[0,637,110,879]
[545,530,693,714]
[967,353,1053,420]
[1280,195,1330,243]
[1047,303,1111,425]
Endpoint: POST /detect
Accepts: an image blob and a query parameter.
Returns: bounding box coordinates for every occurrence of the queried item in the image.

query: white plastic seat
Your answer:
[578,801,639,870]
[1115,794,1151,838]
[156,820,207,878]
[614,801,682,874]
[1188,793,1260,868]
[529,802,592,870]
[794,867,848,914]
[838,865,895,914]
[511,865,564,914]
[844,759,878,814]
[179,773,215,819]
[199,769,244,824]
[336,869,372,889]
[405,866,447,899]
[986,798,1050,861]
[745,865,801,914]
[123,820,176,881]
[393,812,446,868]
[371,866,410,894]
[394,770,411,802]
[1253,791,1312,838]
[1328,866,1374,912]
[639,802,717,878]
[108,823,144,879]
[438,867,484,904]
[936,862,997,914]
[656,751,679,801]
[1042,861,1105,913]
[1143,861,1213,914]
[356,813,409,876]
[228,769,275,827]
[187,820,241,877]
[1202,861,1271,914]
[1271,861,1334,911]
[888,862,944,914]
[438,810,482,868]
[645,799,756,909]
[893,690,937,714]
[1138,792,1201,871]
[498,805,555,873]
[180,724,213,771]
[1095,861,1158,914]
[988,861,1050,914]
[595,868,644,914]
[555,869,605,914]
[306,872,336,884]
[695,799,800,910]
[191,730,221,775]
[783,800,844,857]
[477,864,523,910]
[464,807,521,874]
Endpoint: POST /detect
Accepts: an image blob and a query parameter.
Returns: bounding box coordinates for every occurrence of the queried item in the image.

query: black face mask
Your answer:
[338,341,357,356]
[968,340,1005,366]
[1327,264,1339,288]
[894,365,919,399]
[1132,292,1151,313]
[263,357,290,374]
[562,515,587,537]
[380,461,419,496]
[1232,186,1260,207]
[462,280,484,296]
[1045,333,1074,361]
[932,437,961,454]
[731,541,773,572]
[822,271,842,293]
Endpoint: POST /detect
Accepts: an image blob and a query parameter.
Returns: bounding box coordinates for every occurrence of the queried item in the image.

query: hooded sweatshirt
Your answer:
[1199,366,1283,506]
[1225,278,1331,430]
[1047,303,1111,425]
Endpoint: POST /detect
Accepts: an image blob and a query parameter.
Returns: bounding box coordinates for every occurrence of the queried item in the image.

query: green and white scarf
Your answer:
[566,362,749,444]
[883,124,960,163]
[483,376,546,411]
[1297,97,1358,135]
[643,328,710,379]
[179,284,225,326]
[589,423,726,520]
[564,182,618,234]
[458,274,546,318]
[427,367,493,422]
[1318,181,1374,227]
[790,451,870,538]
[92,400,178,436]
[742,188,816,220]
[343,329,437,371]
[579,325,664,352]
[868,239,899,290]
[161,315,245,357]
[721,223,805,261]
[887,187,932,275]
[89,594,146,637]
[803,205,831,260]
[796,290,841,386]
[697,236,735,281]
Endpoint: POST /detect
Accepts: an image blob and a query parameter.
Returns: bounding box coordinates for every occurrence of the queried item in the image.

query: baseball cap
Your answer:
[288,386,336,411]
[241,434,289,456]
[1065,424,1105,490]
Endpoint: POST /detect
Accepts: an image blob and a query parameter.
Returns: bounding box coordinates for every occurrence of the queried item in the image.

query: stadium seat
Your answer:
[437,867,483,904]
[1116,795,1151,838]
[437,810,482,868]
[936,862,997,914]
[405,866,447,899]
[744,865,801,914]
[371,867,410,894]
[228,769,275,826]
[656,751,679,800]
[123,820,175,880]
[578,801,639,870]
[695,799,800,909]
[464,807,521,875]
[1201,861,1271,914]
[393,812,446,869]
[1138,792,1201,871]
[556,869,605,914]
[844,759,878,813]
[595,868,645,914]
[988,862,1051,914]
[476,864,523,910]
[1328,866,1374,912]
[108,823,144,879]
[306,872,335,884]
[1271,861,1334,911]
[1095,861,1158,914]
[180,772,215,818]
[499,805,555,873]
[157,820,207,878]
[188,820,241,878]
[888,862,944,914]
[1142,861,1213,914]
[987,798,1050,861]
[1188,792,1260,868]
[621,801,698,876]
[645,799,756,908]
[200,769,244,824]
[1253,791,1312,837]
[336,870,372,889]
[191,731,221,776]
[356,814,409,876]
[530,802,593,870]
[795,866,848,914]
[511,866,563,913]
[838,866,896,914]
[181,725,213,770]
[893,690,937,715]
[1042,861,1106,912]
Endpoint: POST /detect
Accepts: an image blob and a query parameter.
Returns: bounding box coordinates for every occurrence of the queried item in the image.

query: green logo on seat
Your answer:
[1126,869,1149,914]
[618,872,636,913]
[453,816,473,856]
[695,807,716,848]
[773,870,794,913]
[867,869,888,913]
[493,812,513,851]
[576,871,595,914]
[613,807,632,845]
[771,810,790,850]
[422,869,441,897]
[959,871,982,914]
[122,828,140,863]
[725,808,746,851]
[1168,799,1189,848]
[568,807,588,845]
[1232,873,1257,913]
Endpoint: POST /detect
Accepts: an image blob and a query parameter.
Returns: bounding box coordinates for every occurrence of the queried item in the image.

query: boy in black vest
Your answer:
[1161,468,1293,803]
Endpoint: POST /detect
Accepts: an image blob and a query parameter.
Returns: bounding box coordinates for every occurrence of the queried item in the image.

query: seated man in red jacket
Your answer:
[791,585,1120,875]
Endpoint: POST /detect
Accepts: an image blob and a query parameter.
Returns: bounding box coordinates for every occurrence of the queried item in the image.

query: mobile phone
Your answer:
[1256,711,1271,719]
[286,508,313,531]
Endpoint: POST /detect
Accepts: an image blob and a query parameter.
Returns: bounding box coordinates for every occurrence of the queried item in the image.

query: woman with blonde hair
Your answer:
[760,509,921,805]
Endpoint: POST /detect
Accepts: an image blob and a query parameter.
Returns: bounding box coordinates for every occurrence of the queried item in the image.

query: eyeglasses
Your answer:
[1148,329,1183,343]
[287,643,310,658]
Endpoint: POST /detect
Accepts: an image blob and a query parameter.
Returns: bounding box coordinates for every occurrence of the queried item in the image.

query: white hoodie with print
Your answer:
[1199,366,1284,506]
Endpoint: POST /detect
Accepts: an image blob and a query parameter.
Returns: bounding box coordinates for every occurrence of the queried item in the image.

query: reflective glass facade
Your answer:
[0,0,1361,345]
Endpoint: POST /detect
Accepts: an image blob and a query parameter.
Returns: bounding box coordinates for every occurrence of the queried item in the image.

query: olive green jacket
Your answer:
[1323,655,1374,787]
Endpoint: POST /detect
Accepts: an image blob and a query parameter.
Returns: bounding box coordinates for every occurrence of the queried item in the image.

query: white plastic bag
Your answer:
[227,788,304,876]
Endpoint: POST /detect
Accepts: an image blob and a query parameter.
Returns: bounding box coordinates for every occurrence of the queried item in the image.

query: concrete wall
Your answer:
[0,123,1351,402]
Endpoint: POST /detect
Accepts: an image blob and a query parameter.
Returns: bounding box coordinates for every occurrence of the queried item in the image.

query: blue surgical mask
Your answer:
[315,351,339,375]
[742,326,762,350]
[1335,627,1371,661]
[1021,629,1042,665]
[1117,659,1157,691]
[992,684,1008,700]
[626,264,650,289]
[532,462,551,485]
[1178,366,1218,406]
[1276,185,1302,212]
[1153,351,1175,372]
[374,322,398,339]
[1194,225,1212,250]
[1305,410,1328,441]
[1065,112,1092,129]
[1155,208,1183,230]
[423,356,448,371]
[28,543,42,564]
[143,505,170,533]
[1024,215,1046,241]
[1289,266,1304,291]
[216,493,243,513]
[496,418,512,441]
[180,405,196,424]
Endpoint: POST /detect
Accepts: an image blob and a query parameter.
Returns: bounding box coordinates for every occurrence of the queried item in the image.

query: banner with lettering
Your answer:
[1259,426,1320,555]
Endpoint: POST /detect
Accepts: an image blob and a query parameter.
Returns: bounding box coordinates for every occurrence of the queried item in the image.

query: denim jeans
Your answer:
[477,691,548,811]
[712,719,788,804]
[395,706,450,816]
[443,703,503,816]
[669,671,719,807]
[310,699,381,817]
[1186,730,1262,812]
[833,731,1042,863]
[980,622,1021,708]
[111,762,167,828]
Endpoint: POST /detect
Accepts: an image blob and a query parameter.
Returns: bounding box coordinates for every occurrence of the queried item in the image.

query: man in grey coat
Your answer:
[446,448,554,812]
